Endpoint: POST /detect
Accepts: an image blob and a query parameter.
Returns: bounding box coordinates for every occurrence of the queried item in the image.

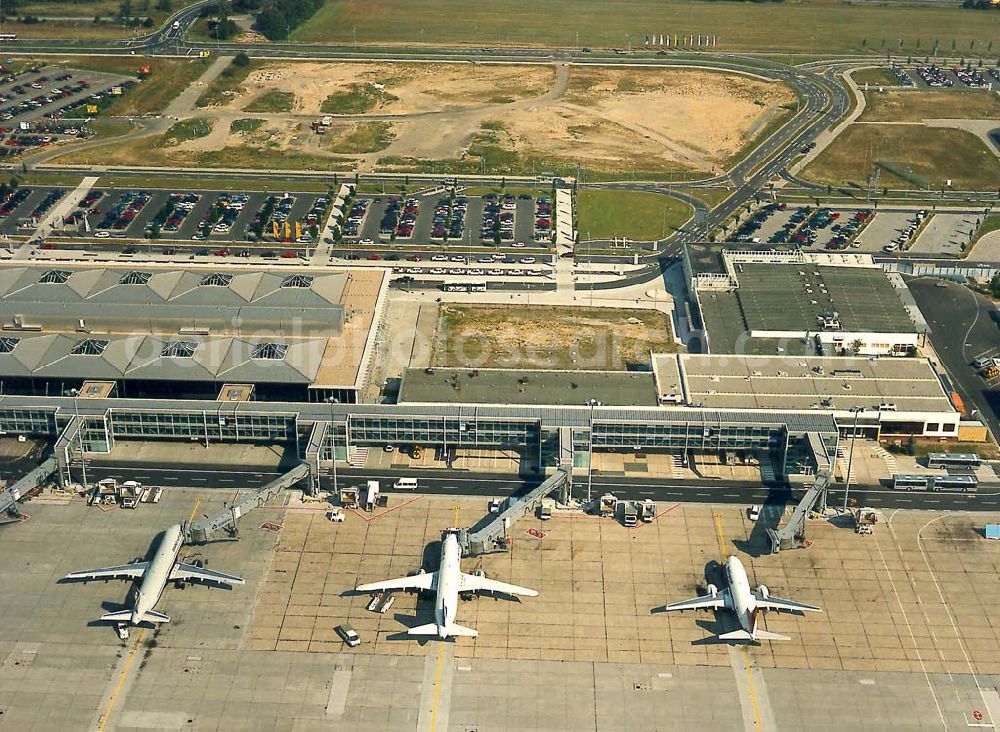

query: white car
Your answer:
[748,505,761,522]
[431,254,448,262]
[359,237,374,245]
[326,508,345,523]
[512,241,527,248]
[94,231,110,238]
[519,256,536,264]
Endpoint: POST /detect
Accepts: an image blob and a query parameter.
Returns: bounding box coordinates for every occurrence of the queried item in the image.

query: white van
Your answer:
[393,477,418,491]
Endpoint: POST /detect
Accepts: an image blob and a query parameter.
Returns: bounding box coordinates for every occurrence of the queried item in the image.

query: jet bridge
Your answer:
[0,456,58,524]
[459,468,570,557]
[186,463,310,544]
[767,432,832,553]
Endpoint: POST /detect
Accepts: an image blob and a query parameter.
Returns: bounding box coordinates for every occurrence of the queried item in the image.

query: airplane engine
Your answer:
[706,583,718,597]
[758,585,769,599]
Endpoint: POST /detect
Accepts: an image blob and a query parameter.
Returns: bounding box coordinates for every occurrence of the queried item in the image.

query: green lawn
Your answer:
[244,90,296,113]
[577,189,693,241]
[802,124,1000,191]
[294,0,1000,54]
[973,214,1000,244]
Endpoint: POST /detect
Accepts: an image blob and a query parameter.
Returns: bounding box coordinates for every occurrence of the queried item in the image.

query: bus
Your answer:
[0,34,17,42]
[892,474,978,492]
[442,281,487,293]
[927,452,980,470]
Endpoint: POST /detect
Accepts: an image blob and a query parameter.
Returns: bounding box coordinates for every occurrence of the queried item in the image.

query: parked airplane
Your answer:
[356,528,538,639]
[661,555,821,641]
[61,522,244,626]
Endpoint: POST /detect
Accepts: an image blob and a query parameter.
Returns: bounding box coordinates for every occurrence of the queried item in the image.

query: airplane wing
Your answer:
[660,593,726,612]
[459,573,538,597]
[357,571,436,593]
[170,562,245,586]
[62,562,148,582]
[754,591,821,613]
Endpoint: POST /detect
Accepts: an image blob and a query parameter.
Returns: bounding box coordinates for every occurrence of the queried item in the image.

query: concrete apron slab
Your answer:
[417,641,455,732]
[730,645,777,732]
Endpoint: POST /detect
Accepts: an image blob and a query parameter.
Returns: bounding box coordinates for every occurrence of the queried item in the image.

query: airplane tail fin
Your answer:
[716,628,789,642]
[100,609,171,624]
[406,623,441,636]
[406,622,478,638]
[716,629,755,641]
[751,629,789,641]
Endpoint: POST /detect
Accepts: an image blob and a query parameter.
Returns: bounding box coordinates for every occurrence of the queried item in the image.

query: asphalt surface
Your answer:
[75,462,1000,512]
[908,277,1000,440]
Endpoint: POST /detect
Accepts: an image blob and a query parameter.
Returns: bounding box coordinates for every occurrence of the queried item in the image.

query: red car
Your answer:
[281,250,297,258]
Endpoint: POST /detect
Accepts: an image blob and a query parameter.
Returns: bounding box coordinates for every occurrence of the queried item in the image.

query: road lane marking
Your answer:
[742,646,764,730]
[187,497,203,524]
[429,642,446,731]
[96,628,145,732]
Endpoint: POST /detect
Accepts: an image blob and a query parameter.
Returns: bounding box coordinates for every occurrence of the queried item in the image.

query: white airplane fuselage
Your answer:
[724,555,758,636]
[433,532,463,639]
[131,522,184,625]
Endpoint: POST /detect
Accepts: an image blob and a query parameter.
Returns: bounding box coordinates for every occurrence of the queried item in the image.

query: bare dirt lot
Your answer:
[432,304,677,370]
[52,61,793,176]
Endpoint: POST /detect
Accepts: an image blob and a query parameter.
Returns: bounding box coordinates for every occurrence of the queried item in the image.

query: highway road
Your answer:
[76,462,1000,512]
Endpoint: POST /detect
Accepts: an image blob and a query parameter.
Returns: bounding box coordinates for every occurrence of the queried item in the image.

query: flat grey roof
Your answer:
[734,264,916,333]
[666,354,955,414]
[399,368,659,407]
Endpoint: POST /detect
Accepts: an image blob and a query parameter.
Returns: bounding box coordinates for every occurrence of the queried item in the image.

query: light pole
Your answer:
[842,407,862,511]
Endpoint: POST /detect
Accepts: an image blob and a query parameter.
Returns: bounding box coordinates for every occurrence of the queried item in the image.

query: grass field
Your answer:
[323,121,395,154]
[9,0,197,38]
[294,0,1000,54]
[244,90,296,113]
[577,190,692,241]
[320,84,398,114]
[197,60,261,108]
[230,118,265,134]
[433,304,677,371]
[803,124,1000,190]
[851,68,899,88]
[860,90,1000,121]
[102,58,210,116]
[158,118,213,146]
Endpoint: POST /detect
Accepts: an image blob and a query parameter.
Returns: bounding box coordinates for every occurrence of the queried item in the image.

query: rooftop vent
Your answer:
[161,340,198,358]
[250,342,288,360]
[119,271,152,286]
[0,336,19,353]
[71,338,109,356]
[281,274,314,288]
[199,273,233,287]
[38,269,71,284]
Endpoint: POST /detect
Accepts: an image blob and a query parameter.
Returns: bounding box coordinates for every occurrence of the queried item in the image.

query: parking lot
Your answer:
[741,204,872,250]
[909,212,978,256]
[25,185,334,258]
[852,211,915,253]
[340,192,551,251]
[0,65,133,156]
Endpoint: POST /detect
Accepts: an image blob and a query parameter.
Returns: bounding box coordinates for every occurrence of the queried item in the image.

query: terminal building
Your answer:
[0,264,388,403]
[684,249,928,356]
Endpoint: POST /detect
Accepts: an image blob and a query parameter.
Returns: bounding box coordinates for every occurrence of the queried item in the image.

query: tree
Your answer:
[142,16,154,26]
[155,0,172,11]
[232,51,251,67]
[256,7,287,40]
[119,0,132,19]
[990,274,1000,299]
